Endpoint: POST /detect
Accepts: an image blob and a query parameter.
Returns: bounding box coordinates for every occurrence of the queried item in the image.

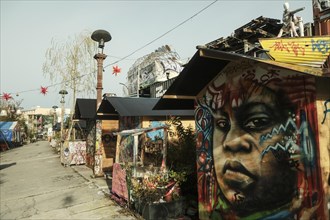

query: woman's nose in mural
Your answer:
[223,128,252,153]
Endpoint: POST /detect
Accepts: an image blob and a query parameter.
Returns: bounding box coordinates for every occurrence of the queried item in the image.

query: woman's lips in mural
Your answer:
[223,160,257,189]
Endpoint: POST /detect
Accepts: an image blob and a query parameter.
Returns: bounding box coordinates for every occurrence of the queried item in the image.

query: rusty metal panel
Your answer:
[259,36,330,67]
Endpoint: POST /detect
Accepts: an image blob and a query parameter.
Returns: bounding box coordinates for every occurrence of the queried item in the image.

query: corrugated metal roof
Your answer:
[98,96,194,116]
[259,36,330,68]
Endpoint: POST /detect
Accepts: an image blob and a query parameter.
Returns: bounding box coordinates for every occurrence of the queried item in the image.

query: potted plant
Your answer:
[130,170,187,219]
[163,170,187,202]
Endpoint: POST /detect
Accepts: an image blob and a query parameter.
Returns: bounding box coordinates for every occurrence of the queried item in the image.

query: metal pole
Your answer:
[58,95,65,164]
[93,53,107,177]
[91,29,111,178]
[60,96,65,149]
[94,53,107,109]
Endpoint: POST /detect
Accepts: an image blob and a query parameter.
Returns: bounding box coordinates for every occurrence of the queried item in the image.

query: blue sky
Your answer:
[1,0,313,110]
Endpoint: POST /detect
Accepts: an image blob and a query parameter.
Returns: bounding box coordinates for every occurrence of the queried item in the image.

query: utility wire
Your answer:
[104,0,218,67]
[4,0,218,97]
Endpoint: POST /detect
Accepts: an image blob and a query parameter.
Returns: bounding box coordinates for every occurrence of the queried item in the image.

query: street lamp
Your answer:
[91,29,111,177]
[91,29,111,109]
[50,105,58,144]
[59,90,68,144]
[119,82,129,96]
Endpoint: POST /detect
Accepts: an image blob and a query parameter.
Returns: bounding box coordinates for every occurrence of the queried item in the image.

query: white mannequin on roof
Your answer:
[277,2,305,37]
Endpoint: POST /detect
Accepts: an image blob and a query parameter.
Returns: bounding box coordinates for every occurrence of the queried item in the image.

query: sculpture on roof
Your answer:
[277,2,305,37]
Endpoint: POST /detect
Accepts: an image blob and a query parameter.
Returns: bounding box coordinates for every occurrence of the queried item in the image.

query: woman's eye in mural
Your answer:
[215,118,230,132]
[238,103,275,132]
[243,114,272,131]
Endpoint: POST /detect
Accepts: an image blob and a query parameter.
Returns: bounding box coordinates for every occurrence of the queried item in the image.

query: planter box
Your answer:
[135,198,185,220]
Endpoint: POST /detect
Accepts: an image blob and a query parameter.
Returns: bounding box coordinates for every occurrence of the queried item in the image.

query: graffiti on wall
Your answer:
[118,135,134,163]
[259,36,330,67]
[94,120,103,176]
[69,141,86,165]
[321,99,330,124]
[112,163,128,200]
[268,38,330,56]
[196,60,326,219]
[85,121,95,168]
[269,39,306,56]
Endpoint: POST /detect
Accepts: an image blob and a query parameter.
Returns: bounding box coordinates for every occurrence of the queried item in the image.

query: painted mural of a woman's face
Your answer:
[210,71,298,215]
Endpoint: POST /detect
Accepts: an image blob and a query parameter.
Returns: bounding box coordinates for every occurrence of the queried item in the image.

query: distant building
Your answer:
[125,45,184,97]
[22,106,70,138]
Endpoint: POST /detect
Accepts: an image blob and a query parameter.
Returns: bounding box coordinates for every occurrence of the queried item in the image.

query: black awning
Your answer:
[73,98,96,119]
[97,96,194,117]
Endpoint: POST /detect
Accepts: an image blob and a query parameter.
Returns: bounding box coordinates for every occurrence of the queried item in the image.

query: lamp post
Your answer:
[59,90,68,144]
[52,105,58,127]
[91,29,112,109]
[91,29,111,177]
[119,82,129,96]
[59,90,68,165]
[52,105,58,141]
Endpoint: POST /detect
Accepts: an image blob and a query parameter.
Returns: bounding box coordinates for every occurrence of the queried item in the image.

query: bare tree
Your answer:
[43,30,98,142]
[43,30,97,110]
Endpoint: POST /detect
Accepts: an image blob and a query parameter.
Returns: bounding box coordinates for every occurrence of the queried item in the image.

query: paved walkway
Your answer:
[0,141,139,220]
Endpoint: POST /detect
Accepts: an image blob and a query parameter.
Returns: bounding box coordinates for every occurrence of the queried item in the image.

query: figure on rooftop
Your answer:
[277,2,305,37]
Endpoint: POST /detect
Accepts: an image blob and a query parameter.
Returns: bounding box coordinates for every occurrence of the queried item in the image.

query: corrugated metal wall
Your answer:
[259,36,330,68]
[150,77,177,98]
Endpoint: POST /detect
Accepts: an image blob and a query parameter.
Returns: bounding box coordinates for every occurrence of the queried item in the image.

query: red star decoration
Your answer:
[2,93,12,101]
[112,65,121,76]
[40,86,48,95]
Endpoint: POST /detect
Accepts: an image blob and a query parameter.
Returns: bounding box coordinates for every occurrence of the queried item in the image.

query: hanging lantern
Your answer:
[40,86,48,95]
[112,65,121,76]
[2,93,12,101]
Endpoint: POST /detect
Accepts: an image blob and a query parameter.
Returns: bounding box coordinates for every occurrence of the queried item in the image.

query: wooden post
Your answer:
[161,128,168,170]
[115,134,121,163]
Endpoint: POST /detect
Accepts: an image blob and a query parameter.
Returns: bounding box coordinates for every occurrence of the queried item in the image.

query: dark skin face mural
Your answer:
[196,61,326,219]
[212,80,297,214]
